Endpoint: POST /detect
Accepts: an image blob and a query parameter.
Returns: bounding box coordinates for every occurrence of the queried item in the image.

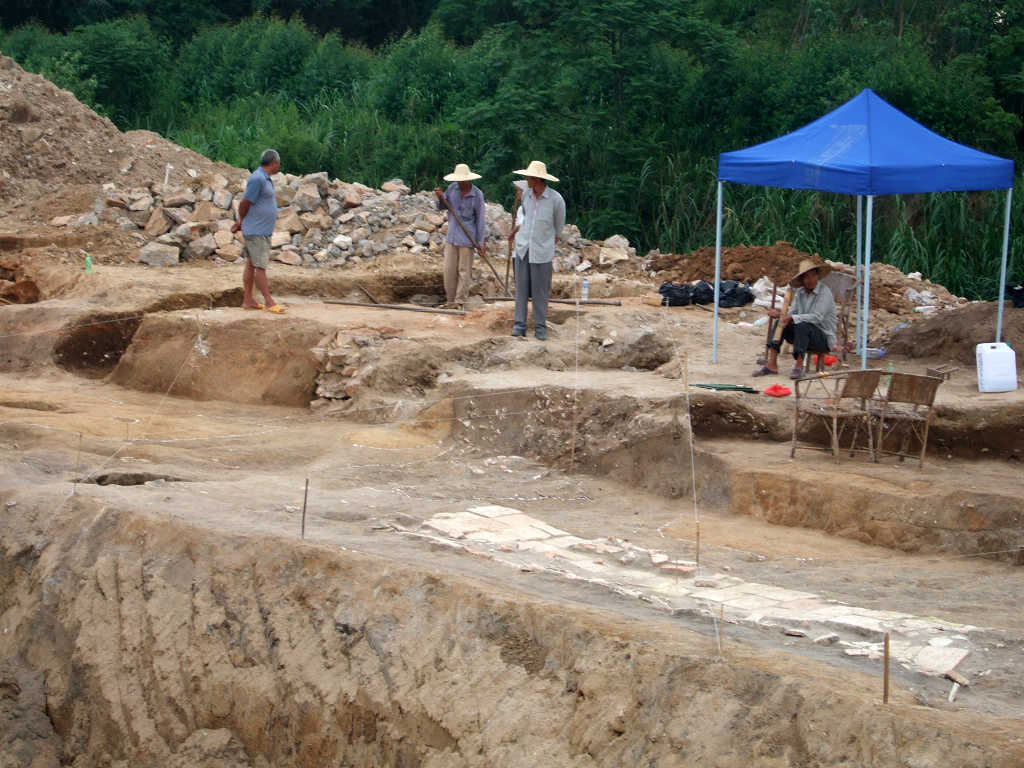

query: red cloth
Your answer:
[811,353,839,367]
[763,384,792,397]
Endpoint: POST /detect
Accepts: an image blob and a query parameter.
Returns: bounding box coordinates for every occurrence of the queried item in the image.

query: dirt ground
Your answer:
[2,54,1024,767]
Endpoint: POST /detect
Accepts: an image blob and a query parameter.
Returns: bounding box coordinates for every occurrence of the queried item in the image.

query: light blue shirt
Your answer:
[515,185,566,264]
[241,167,278,237]
[438,183,486,246]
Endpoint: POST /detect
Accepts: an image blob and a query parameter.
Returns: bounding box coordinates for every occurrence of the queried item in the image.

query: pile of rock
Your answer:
[51,167,641,274]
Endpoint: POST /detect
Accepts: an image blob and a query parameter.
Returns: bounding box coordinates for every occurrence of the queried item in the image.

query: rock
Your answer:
[381,179,410,195]
[413,229,430,245]
[782,627,808,637]
[300,171,329,195]
[191,201,222,222]
[164,207,192,225]
[143,207,171,238]
[199,187,214,201]
[50,215,74,227]
[117,216,138,231]
[187,233,218,259]
[213,189,233,209]
[162,187,196,207]
[332,234,352,250]
[427,213,445,228]
[350,226,369,242]
[276,208,306,234]
[209,173,229,190]
[73,212,99,228]
[813,633,840,646]
[214,230,235,248]
[104,191,130,209]
[312,248,331,263]
[300,210,332,230]
[129,195,154,212]
[157,232,188,247]
[603,234,630,249]
[339,212,357,224]
[139,242,180,267]
[274,250,303,266]
[271,231,291,248]
[294,183,322,212]
[215,242,242,261]
[357,239,374,258]
[342,188,362,209]
[327,198,343,217]
[302,227,323,245]
[599,246,630,265]
[275,184,296,206]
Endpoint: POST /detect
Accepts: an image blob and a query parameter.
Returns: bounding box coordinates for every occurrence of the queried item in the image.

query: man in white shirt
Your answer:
[509,161,566,340]
[755,259,837,379]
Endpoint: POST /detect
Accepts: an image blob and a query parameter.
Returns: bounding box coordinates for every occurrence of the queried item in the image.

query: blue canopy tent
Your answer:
[712,89,1015,367]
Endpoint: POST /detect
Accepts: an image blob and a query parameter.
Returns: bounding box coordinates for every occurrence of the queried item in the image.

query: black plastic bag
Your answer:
[720,280,755,308]
[658,281,692,306]
[1008,284,1024,309]
[691,280,715,304]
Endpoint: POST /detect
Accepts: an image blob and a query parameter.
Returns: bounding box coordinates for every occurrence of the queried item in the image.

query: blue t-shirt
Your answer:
[241,167,278,237]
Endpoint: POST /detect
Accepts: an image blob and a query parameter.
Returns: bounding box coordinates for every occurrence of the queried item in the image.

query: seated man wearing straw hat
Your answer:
[755,259,837,380]
[509,160,565,340]
[434,163,487,309]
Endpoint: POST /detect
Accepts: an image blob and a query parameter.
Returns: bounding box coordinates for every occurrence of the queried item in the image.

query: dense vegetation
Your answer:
[2,0,1023,298]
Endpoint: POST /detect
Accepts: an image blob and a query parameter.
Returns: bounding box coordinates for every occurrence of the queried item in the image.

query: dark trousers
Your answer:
[512,255,553,334]
[770,322,829,359]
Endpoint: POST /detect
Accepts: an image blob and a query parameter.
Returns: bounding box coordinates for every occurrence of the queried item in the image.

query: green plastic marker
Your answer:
[84,255,92,274]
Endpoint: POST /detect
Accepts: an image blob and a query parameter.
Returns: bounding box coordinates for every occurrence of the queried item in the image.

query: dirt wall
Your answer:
[2,498,1024,767]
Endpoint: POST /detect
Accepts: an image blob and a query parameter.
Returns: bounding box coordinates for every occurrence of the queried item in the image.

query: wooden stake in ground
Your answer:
[301,478,309,540]
[438,194,510,296]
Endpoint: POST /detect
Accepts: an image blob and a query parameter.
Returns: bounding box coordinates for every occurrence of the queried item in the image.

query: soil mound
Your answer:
[651,241,814,284]
[0,55,231,226]
[888,301,1024,368]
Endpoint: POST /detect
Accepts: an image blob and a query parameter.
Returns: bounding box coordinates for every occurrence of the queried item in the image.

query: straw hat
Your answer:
[443,163,481,182]
[514,160,559,182]
[790,258,831,287]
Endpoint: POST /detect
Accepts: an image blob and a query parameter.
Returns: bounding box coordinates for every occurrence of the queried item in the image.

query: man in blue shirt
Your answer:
[232,149,285,314]
[434,163,487,309]
[510,160,566,340]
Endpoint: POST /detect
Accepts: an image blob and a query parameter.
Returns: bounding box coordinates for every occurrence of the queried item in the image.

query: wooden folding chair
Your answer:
[871,372,943,467]
[791,369,883,462]
[820,271,858,363]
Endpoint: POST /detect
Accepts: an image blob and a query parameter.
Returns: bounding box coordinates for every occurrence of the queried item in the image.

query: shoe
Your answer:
[534,330,547,341]
[511,328,526,337]
[265,304,287,315]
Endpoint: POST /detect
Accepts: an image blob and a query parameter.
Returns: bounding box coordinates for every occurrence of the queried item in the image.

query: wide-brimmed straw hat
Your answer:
[514,160,559,182]
[790,258,831,288]
[444,163,481,182]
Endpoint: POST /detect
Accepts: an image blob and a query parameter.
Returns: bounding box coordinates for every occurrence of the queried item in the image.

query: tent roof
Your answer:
[717,89,1014,195]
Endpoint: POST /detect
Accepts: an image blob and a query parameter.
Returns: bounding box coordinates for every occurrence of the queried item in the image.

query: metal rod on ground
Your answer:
[438,194,510,296]
[883,632,890,703]
[323,299,465,316]
[356,283,380,304]
[301,478,309,540]
[484,296,621,306]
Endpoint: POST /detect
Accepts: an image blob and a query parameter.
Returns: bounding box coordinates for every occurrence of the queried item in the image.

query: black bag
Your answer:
[691,280,715,304]
[658,281,692,306]
[1008,284,1024,309]
[720,280,755,308]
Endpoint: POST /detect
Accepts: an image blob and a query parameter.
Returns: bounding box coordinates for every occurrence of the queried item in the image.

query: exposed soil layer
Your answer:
[888,300,1024,369]
[2,501,1023,768]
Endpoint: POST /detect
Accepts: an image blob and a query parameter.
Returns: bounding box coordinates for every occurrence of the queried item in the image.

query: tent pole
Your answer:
[712,181,723,363]
[861,196,874,369]
[855,195,863,350]
[996,187,1013,343]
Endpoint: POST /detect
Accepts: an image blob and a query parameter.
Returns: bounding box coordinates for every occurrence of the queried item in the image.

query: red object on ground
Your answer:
[763,384,792,397]
[811,353,839,367]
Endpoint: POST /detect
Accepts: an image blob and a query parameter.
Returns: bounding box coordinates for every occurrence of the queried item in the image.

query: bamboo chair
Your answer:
[871,372,943,467]
[791,369,883,462]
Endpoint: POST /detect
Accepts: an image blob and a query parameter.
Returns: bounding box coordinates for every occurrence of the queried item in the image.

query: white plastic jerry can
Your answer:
[976,342,1018,393]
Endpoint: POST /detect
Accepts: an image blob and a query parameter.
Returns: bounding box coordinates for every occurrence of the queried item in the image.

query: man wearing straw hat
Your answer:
[754,259,837,379]
[510,160,565,340]
[434,163,487,309]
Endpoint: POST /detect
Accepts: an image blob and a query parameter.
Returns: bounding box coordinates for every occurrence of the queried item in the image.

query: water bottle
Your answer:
[84,255,93,274]
[581,277,589,301]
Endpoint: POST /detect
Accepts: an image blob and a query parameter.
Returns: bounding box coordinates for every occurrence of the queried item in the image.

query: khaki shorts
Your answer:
[242,235,271,269]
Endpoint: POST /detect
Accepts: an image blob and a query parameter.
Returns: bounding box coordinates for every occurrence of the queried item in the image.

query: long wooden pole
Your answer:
[324,299,466,315]
[439,194,510,296]
[484,296,621,306]
[505,187,521,293]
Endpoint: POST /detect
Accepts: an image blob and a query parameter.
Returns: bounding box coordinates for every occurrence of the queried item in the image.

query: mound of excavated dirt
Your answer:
[888,301,1024,369]
[0,55,233,228]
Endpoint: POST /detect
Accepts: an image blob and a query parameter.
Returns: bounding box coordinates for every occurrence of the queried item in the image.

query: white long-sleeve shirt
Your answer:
[514,185,565,264]
[791,282,837,349]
